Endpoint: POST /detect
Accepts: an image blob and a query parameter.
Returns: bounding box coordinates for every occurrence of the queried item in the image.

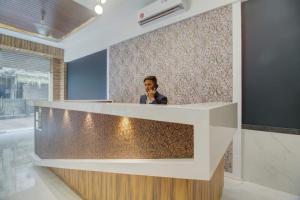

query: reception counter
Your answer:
[33,101,237,200]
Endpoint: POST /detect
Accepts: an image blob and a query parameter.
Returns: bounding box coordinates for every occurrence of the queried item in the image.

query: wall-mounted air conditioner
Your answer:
[138,0,188,26]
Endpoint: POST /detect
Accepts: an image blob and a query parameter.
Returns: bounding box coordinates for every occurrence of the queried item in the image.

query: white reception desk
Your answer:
[33,101,237,200]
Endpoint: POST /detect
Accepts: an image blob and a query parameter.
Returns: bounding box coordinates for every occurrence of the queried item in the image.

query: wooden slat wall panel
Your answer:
[62,62,67,100]
[52,58,67,100]
[0,34,64,59]
[49,159,224,200]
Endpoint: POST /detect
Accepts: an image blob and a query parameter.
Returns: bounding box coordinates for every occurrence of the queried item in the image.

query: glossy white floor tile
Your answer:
[0,129,80,200]
[223,176,300,200]
[242,129,300,195]
[3,167,81,200]
[0,129,35,198]
[0,117,33,132]
[1,129,299,200]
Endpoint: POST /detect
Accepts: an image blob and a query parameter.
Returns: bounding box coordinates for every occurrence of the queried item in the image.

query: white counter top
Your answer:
[34,101,238,180]
[33,101,236,126]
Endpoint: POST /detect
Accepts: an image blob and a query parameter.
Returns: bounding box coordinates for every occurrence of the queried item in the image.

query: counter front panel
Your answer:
[35,107,194,159]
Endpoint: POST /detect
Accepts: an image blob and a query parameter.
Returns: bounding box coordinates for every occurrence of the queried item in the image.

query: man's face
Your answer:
[144,80,155,93]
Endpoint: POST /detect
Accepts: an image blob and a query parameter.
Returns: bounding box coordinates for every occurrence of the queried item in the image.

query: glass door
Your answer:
[0,48,51,132]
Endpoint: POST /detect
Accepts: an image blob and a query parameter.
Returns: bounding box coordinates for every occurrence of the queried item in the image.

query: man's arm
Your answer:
[140,95,146,104]
[160,96,168,104]
[150,96,168,104]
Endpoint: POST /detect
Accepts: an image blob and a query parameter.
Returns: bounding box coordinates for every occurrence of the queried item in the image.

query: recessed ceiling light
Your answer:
[101,0,107,4]
[94,4,103,15]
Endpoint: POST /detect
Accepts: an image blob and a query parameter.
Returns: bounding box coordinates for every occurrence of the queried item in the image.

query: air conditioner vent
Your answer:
[138,0,187,26]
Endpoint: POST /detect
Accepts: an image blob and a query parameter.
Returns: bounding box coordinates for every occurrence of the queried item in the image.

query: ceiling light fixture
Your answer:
[94,4,103,15]
[94,0,106,15]
[34,9,50,36]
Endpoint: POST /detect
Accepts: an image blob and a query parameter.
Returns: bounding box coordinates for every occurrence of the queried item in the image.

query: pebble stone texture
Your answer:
[35,108,194,159]
[109,5,233,172]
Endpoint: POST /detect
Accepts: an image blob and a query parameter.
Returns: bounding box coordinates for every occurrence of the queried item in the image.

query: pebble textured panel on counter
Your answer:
[109,5,233,172]
[35,108,194,159]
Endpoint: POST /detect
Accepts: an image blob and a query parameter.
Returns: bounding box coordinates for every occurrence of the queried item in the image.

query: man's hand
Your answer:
[147,89,156,101]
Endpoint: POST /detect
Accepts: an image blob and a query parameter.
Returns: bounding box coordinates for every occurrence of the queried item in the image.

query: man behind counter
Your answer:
[140,76,168,104]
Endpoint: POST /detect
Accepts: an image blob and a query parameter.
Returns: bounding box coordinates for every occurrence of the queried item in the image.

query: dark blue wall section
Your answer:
[67,49,107,100]
[242,0,300,131]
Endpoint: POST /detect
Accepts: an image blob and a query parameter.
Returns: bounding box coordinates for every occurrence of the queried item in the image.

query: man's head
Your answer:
[144,76,158,92]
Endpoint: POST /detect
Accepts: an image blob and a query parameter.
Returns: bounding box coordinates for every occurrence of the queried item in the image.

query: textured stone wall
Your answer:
[109,6,232,104]
[109,5,233,171]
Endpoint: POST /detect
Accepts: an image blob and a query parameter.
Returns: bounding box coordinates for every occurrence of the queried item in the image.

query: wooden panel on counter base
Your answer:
[50,159,224,200]
[35,107,194,159]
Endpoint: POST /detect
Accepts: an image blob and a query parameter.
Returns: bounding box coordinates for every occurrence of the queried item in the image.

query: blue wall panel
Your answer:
[67,50,107,100]
[242,0,300,131]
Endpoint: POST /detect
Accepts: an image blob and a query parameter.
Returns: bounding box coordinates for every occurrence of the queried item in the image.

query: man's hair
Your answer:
[144,76,158,88]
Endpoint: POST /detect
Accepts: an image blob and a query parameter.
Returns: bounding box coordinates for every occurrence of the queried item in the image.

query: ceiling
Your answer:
[0,0,96,41]
[0,0,238,61]
[72,0,99,9]
[62,0,238,61]
[73,0,154,10]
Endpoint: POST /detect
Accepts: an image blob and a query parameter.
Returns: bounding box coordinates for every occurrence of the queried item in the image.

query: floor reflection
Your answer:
[0,129,298,200]
[0,129,35,199]
[0,129,81,200]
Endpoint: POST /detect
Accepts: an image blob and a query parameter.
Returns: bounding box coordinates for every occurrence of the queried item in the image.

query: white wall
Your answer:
[231,1,242,178]
[63,0,241,62]
[242,129,300,196]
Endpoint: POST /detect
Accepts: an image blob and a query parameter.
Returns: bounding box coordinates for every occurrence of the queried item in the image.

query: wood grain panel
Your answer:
[0,34,64,59]
[0,0,95,40]
[35,107,194,159]
[52,58,67,100]
[50,159,224,200]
